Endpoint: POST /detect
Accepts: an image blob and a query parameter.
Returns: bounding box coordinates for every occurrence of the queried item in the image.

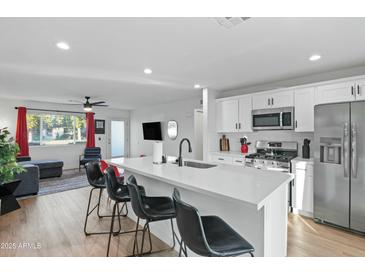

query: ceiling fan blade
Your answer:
[91,101,106,105]
[94,104,109,107]
[64,102,83,105]
[68,99,84,104]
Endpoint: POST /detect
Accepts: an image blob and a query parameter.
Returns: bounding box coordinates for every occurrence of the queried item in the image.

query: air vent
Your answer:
[215,17,250,29]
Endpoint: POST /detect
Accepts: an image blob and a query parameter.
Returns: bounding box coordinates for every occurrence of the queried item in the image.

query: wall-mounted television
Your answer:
[142,122,163,141]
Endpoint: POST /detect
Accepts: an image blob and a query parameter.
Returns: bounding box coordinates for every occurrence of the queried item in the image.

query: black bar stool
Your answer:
[173,188,255,257]
[84,161,125,236]
[104,167,146,257]
[127,175,178,256]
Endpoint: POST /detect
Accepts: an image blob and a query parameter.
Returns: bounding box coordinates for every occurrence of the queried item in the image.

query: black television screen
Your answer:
[142,122,163,141]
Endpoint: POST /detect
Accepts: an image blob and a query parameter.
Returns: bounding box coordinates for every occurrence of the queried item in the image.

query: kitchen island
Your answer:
[106,156,294,257]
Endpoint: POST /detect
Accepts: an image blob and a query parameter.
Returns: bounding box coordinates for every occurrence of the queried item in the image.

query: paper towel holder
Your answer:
[153,141,163,165]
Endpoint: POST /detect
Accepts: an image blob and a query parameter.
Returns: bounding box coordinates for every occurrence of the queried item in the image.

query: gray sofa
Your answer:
[13,159,64,197]
[14,164,40,197]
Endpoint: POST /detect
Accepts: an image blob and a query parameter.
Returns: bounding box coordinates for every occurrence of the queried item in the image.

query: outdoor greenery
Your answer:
[27,113,86,145]
[0,127,25,184]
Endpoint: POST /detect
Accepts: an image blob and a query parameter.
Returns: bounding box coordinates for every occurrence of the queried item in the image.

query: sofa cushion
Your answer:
[22,160,64,169]
[16,156,32,162]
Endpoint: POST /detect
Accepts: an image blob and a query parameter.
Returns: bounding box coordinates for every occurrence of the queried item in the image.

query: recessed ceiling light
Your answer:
[309,54,321,61]
[144,68,152,74]
[194,84,201,89]
[56,42,70,50]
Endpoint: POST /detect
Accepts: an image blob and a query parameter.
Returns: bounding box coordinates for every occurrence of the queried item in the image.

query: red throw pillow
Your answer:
[100,160,109,173]
[113,166,121,177]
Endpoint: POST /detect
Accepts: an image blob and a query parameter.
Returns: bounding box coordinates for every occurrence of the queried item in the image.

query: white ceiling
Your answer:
[1,17,365,109]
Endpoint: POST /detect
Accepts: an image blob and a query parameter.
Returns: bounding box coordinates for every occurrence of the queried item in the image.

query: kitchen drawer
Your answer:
[293,161,313,172]
[232,156,245,166]
[211,155,233,164]
[291,160,313,169]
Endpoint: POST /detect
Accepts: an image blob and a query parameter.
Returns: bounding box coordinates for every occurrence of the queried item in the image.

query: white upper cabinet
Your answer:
[216,95,252,133]
[354,78,365,101]
[271,90,294,108]
[315,81,355,105]
[216,99,239,132]
[252,92,271,109]
[294,87,315,132]
[252,89,294,110]
[238,96,253,132]
[315,79,365,105]
[216,76,365,134]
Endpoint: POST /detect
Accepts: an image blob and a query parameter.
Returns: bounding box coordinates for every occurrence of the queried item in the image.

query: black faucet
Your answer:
[178,138,192,166]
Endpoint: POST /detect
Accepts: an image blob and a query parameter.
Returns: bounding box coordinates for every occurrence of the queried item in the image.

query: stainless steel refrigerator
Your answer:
[314,102,365,233]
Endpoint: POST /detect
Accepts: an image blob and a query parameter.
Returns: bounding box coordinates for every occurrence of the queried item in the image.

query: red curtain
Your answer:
[86,112,95,148]
[15,106,30,157]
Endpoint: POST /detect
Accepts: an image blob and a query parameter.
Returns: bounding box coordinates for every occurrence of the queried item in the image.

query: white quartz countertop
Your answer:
[291,157,314,163]
[106,157,294,209]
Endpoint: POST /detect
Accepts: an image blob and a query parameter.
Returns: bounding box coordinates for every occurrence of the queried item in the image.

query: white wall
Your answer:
[193,109,203,160]
[202,88,219,161]
[130,97,202,159]
[0,97,130,169]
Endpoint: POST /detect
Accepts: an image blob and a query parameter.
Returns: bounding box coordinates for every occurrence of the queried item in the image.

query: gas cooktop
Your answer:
[245,141,298,172]
[245,153,297,163]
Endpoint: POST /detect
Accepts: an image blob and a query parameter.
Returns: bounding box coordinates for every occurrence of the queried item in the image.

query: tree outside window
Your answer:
[27,112,87,146]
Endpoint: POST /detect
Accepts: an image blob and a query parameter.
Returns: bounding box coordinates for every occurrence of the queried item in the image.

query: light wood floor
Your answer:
[1,187,365,256]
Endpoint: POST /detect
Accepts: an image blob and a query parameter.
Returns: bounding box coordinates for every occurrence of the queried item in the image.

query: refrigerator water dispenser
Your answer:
[320,137,341,164]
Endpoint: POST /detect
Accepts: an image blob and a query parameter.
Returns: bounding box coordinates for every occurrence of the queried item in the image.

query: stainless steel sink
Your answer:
[182,161,217,169]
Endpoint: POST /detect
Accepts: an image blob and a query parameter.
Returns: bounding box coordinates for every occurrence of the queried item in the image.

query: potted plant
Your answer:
[0,127,25,215]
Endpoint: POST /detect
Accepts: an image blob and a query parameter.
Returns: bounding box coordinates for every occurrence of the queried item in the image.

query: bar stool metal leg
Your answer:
[97,188,117,218]
[139,222,148,256]
[133,218,179,257]
[133,217,140,256]
[84,187,121,236]
[106,202,117,257]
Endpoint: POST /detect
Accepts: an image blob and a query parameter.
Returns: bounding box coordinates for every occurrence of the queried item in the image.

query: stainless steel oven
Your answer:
[252,107,294,130]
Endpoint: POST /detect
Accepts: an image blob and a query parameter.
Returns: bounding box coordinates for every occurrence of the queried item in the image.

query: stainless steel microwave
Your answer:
[252,107,294,130]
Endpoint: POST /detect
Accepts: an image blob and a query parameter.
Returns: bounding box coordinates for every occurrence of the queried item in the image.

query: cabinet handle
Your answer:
[239,123,241,129]
[295,120,298,128]
[357,85,360,95]
[268,98,271,106]
[351,86,354,96]
[218,158,224,161]
[271,98,274,105]
[235,123,237,129]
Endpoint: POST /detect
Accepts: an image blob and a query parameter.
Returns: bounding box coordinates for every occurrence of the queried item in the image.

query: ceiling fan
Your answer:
[69,96,109,112]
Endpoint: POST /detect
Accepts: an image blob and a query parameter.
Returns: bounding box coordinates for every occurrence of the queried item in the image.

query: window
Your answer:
[27,112,87,146]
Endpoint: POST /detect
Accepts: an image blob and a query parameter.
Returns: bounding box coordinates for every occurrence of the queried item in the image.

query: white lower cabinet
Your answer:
[210,153,246,165]
[291,159,314,217]
[232,156,245,166]
[211,155,233,164]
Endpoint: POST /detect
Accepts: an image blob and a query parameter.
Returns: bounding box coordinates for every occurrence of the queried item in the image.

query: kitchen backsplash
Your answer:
[210,131,314,157]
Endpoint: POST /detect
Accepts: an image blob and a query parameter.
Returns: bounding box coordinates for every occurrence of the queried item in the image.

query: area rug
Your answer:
[38,169,89,196]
